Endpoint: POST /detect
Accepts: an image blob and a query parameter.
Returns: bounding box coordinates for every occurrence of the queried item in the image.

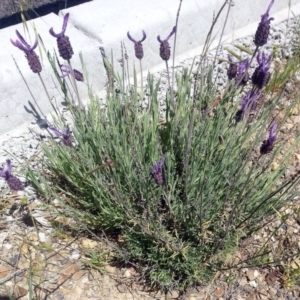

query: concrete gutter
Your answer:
[1,0,300,138]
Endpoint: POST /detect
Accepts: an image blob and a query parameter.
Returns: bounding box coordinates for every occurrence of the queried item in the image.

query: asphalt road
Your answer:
[0,0,91,29]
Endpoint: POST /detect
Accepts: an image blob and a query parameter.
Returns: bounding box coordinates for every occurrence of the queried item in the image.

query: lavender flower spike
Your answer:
[49,125,73,147]
[49,13,74,60]
[127,30,147,60]
[254,0,275,47]
[151,154,166,186]
[11,30,42,73]
[157,26,176,61]
[0,159,24,191]
[260,123,277,154]
[252,51,272,90]
[60,64,84,82]
[227,55,238,80]
[236,58,250,86]
[235,90,261,122]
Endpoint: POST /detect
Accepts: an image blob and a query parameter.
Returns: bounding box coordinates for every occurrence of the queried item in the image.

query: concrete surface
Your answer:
[1,0,300,138]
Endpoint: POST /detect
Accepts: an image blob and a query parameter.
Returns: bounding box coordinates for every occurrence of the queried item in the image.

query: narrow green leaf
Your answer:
[225,48,242,60]
[233,44,253,55]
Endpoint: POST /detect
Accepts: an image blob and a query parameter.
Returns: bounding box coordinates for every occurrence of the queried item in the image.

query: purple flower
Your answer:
[260,123,277,154]
[49,125,73,147]
[227,55,238,80]
[151,154,166,186]
[236,58,250,86]
[11,30,42,73]
[127,30,147,60]
[157,26,176,61]
[254,0,275,47]
[252,51,272,89]
[0,159,24,191]
[60,64,84,82]
[49,13,74,60]
[235,90,261,122]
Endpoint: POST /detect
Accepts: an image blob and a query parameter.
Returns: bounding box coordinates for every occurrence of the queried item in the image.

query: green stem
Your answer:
[38,73,59,117]
[68,60,83,108]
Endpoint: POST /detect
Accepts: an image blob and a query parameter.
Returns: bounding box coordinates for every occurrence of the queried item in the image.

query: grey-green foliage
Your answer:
[27,61,300,290]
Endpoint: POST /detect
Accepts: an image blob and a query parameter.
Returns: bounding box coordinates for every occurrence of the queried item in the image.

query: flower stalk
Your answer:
[157,26,176,109]
[127,30,146,93]
[50,13,83,108]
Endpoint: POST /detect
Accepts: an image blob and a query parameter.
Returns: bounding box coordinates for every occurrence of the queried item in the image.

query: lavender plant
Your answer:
[25,0,300,292]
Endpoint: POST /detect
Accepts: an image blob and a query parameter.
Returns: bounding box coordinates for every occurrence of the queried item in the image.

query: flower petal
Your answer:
[15,30,30,49]
[49,126,64,137]
[6,159,12,177]
[157,35,163,43]
[165,26,176,41]
[140,30,147,42]
[29,38,39,51]
[49,27,61,38]
[127,31,136,43]
[62,13,70,35]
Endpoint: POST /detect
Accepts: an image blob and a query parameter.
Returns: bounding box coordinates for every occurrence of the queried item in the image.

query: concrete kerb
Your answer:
[0,0,300,142]
[60,0,296,75]
[0,13,106,136]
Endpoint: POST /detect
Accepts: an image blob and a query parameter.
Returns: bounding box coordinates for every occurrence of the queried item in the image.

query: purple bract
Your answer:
[11,30,38,52]
[49,125,73,147]
[49,13,70,38]
[236,58,250,86]
[151,154,166,186]
[60,64,84,82]
[235,90,261,122]
[260,123,277,154]
[252,51,272,89]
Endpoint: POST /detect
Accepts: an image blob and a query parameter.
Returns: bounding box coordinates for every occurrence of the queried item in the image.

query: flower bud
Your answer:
[151,155,166,186]
[134,42,144,60]
[260,123,277,155]
[252,67,270,89]
[159,41,171,61]
[7,175,24,191]
[57,36,74,60]
[252,52,272,90]
[26,51,42,73]
[227,63,237,80]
